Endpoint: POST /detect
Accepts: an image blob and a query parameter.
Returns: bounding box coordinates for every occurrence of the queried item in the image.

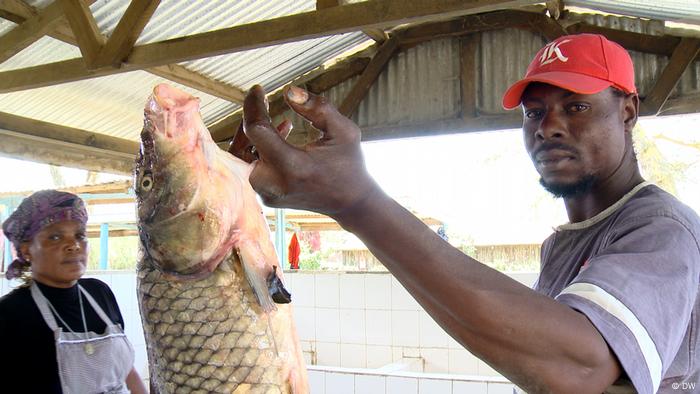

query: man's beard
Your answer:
[539,175,596,198]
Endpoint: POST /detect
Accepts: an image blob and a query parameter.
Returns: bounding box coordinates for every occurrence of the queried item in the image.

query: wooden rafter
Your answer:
[567,23,681,57]
[338,35,399,117]
[0,0,537,93]
[316,0,388,43]
[528,12,568,41]
[0,0,245,103]
[95,0,161,68]
[208,55,374,142]
[545,0,564,20]
[59,0,105,66]
[641,37,700,116]
[148,64,246,103]
[0,111,138,154]
[0,1,65,64]
[398,9,536,47]
[460,34,479,119]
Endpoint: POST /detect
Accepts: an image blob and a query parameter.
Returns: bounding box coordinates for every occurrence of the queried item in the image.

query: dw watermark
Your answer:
[672,382,696,390]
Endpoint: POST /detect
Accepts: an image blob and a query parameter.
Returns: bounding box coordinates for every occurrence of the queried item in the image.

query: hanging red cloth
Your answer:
[288,232,301,269]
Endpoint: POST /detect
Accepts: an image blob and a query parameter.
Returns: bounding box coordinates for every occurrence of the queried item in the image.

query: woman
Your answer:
[0,190,147,394]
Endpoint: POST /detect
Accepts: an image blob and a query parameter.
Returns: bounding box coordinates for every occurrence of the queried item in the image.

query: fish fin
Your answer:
[268,266,292,304]
[237,243,277,312]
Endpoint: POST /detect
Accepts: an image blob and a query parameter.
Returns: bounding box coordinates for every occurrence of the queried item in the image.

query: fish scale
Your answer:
[139,254,294,393]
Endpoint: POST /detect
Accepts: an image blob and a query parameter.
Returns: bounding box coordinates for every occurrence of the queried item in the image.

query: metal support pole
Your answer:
[99,223,109,270]
[275,209,286,269]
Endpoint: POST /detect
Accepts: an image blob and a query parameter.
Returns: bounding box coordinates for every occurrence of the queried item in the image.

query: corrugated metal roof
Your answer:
[0,0,370,140]
[569,0,700,25]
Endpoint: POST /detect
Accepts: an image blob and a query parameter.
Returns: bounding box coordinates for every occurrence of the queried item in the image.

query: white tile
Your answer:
[326,372,354,394]
[478,360,504,377]
[419,379,451,394]
[391,277,420,310]
[391,310,419,347]
[293,273,316,307]
[340,343,366,368]
[340,308,366,344]
[365,274,391,310]
[125,313,145,346]
[366,345,392,368]
[387,376,418,394]
[419,311,449,348]
[133,343,149,377]
[339,274,365,309]
[111,273,137,312]
[315,274,339,308]
[356,374,386,394]
[300,340,313,352]
[392,346,403,362]
[316,342,340,366]
[308,369,326,394]
[316,308,340,342]
[365,310,391,346]
[488,383,515,394]
[421,348,449,373]
[447,335,463,349]
[294,306,316,341]
[453,381,488,394]
[448,348,480,375]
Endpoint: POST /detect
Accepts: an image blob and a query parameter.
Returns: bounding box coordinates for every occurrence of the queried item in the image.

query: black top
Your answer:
[0,278,125,393]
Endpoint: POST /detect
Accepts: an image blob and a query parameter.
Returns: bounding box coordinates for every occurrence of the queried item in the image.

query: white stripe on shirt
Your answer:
[559,282,662,392]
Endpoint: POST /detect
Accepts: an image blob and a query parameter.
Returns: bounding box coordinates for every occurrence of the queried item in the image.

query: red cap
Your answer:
[502,33,637,109]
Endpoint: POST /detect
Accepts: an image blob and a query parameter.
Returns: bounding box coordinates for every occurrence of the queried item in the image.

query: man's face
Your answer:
[520,83,632,198]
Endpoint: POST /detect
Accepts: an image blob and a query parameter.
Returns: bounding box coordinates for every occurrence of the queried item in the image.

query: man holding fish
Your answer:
[234,33,700,393]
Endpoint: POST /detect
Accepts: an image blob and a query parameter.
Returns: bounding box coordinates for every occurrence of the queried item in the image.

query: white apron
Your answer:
[31,282,134,394]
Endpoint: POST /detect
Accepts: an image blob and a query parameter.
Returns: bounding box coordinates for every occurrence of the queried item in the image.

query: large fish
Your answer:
[134,83,308,393]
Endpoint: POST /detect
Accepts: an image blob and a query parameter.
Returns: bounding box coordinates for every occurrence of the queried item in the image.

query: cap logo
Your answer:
[539,39,571,66]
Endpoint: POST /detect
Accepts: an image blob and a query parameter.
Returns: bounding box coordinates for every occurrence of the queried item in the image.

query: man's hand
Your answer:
[241,85,378,219]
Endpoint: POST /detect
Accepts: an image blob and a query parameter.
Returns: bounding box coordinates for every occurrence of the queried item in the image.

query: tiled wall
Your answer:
[284,271,537,378]
[1,270,537,392]
[307,366,516,394]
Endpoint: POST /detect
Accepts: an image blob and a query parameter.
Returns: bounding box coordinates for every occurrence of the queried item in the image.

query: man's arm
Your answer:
[241,85,621,393]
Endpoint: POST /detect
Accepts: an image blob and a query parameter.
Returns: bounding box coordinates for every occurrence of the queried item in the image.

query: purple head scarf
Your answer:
[2,190,88,280]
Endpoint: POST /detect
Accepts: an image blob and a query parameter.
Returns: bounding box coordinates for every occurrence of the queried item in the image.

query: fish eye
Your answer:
[140,175,153,191]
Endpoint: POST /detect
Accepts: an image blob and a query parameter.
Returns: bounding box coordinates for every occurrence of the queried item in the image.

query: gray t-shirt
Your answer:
[536,182,699,394]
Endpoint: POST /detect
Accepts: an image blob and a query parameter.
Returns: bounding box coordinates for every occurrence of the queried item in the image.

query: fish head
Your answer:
[134,84,247,278]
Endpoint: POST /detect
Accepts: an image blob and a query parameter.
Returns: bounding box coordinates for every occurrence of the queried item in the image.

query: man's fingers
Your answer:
[243,85,300,167]
[276,119,293,140]
[283,85,361,143]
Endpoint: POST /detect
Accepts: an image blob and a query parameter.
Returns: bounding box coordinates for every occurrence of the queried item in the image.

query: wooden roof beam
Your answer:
[0,0,245,103]
[0,111,139,155]
[94,0,161,68]
[641,37,700,116]
[208,55,373,142]
[316,0,388,43]
[0,0,538,93]
[398,9,538,47]
[0,1,65,64]
[338,35,399,116]
[528,12,569,41]
[0,129,135,175]
[59,0,105,67]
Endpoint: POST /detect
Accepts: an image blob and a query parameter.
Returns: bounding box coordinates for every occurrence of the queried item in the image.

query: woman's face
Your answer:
[20,220,88,288]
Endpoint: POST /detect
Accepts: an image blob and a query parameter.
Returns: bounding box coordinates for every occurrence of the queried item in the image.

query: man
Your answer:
[235,34,699,393]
